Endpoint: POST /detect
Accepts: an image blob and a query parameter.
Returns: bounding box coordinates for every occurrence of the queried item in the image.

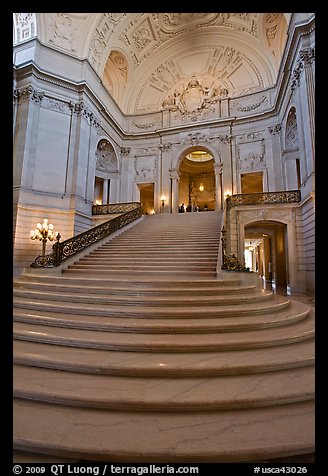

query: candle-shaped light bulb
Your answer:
[48,223,54,230]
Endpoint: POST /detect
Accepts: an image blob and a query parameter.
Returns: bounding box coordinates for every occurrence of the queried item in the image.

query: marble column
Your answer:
[102,179,109,204]
[214,162,223,210]
[169,168,180,213]
[299,47,315,173]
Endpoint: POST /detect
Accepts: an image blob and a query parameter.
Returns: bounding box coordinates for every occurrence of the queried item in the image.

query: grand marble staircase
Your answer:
[13,211,315,463]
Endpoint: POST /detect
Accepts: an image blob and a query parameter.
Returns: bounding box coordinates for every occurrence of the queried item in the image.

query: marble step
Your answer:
[63,268,218,276]
[97,245,219,251]
[67,262,217,269]
[13,288,272,307]
[13,364,314,411]
[14,279,253,296]
[12,312,314,352]
[78,256,218,262]
[13,339,314,376]
[13,294,291,318]
[12,301,311,334]
[19,274,242,286]
[13,398,314,462]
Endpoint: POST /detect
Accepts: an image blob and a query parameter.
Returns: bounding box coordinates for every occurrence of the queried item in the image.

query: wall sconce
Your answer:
[199,183,204,192]
[225,191,231,199]
[160,195,166,208]
[30,219,60,256]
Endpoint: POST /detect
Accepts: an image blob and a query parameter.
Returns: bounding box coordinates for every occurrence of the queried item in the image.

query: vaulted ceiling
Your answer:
[20,13,290,115]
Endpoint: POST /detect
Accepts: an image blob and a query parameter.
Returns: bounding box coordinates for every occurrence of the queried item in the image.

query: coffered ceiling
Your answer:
[28,13,290,115]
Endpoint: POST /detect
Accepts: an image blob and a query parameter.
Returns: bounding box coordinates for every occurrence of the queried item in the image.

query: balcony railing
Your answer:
[92,202,141,215]
[30,202,142,268]
[226,190,301,211]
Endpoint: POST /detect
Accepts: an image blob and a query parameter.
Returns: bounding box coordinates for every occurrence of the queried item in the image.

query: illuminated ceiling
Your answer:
[26,13,290,115]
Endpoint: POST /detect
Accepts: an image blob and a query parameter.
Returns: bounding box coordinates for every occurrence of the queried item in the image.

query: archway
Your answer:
[244,221,288,293]
[178,148,215,212]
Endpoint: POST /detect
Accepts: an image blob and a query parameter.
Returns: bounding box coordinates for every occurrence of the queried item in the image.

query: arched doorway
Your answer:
[244,221,288,293]
[178,149,215,211]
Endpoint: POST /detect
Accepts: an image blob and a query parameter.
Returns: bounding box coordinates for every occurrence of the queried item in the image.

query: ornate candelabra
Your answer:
[30,219,60,256]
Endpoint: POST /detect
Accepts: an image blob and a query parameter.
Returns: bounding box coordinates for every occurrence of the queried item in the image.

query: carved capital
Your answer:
[121,147,131,156]
[159,143,172,152]
[299,47,315,66]
[13,89,19,103]
[169,168,180,180]
[268,124,281,135]
[213,162,223,174]
[218,134,231,144]
[18,86,44,103]
[70,101,100,127]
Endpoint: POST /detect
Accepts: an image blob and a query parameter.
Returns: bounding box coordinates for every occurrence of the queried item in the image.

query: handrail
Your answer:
[226,190,301,211]
[30,202,142,268]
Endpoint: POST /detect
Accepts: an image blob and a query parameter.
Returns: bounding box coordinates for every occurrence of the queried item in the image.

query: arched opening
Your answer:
[178,148,215,212]
[93,139,118,205]
[244,221,288,293]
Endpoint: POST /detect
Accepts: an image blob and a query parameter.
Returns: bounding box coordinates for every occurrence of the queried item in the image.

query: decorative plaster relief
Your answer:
[131,17,156,52]
[88,13,126,69]
[13,13,36,43]
[162,75,227,116]
[134,147,159,156]
[48,13,80,53]
[96,140,118,173]
[238,207,295,225]
[231,94,268,114]
[285,109,299,149]
[41,97,70,114]
[134,156,157,181]
[237,139,266,170]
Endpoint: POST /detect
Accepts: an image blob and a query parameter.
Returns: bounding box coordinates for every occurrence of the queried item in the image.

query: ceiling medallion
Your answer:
[162,75,228,116]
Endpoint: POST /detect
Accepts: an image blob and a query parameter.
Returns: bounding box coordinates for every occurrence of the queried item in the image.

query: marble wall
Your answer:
[13,14,315,291]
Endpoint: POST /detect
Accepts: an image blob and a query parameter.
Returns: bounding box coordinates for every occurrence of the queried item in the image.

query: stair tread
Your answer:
[13,300,310,332]
[13,311,314,351]
[13,294,291,317]
[13,364,314,410]
[13,288,272,306]
[13,398,314,462]
[13,339,314,376]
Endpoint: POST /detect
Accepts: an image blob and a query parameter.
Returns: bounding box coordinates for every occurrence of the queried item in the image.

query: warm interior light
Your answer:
[199,183,204,192]
[160,195,166,201]
[225,191,231,198]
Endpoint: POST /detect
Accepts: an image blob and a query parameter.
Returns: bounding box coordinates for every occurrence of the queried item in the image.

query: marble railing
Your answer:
[30,203,142,268]
[226,190,301,211]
